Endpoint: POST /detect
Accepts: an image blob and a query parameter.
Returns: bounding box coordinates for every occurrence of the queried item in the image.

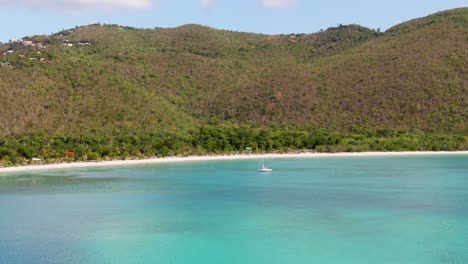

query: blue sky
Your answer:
[0,0,466,42]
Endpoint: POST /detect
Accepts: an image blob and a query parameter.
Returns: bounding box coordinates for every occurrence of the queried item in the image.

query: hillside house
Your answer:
[21,41,34,47]
[9,39,23,43]
[1,62,12,67]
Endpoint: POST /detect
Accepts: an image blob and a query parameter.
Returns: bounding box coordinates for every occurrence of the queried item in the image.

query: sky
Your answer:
[0,0,466,42]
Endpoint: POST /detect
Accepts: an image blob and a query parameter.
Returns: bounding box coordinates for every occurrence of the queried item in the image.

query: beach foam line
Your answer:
[1,151,467,173]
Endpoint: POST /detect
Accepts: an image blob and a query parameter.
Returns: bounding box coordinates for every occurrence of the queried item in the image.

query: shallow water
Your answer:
[0,155,467,264]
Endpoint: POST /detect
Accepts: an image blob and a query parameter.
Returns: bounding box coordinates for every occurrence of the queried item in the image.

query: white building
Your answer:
[9,39,23,43]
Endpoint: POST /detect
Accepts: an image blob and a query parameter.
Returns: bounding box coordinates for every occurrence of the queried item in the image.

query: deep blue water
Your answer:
[0,155,467,264]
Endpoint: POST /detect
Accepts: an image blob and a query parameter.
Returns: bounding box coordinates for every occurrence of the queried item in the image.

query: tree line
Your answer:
[1,125,466,166]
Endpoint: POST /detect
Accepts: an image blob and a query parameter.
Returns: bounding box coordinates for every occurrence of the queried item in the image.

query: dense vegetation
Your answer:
[0,8,467,166]
[1,126,466,166]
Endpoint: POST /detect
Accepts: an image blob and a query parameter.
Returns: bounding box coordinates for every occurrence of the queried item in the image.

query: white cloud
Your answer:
[201,0,218,9]
[0,0,152,10]
[260,0,297,8]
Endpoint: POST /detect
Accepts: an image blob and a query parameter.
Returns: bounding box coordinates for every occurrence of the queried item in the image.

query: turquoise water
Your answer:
[0,155,467,264]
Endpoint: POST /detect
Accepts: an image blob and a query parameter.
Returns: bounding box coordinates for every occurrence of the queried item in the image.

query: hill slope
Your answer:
[191,8,467,132]
[0,9,466,147]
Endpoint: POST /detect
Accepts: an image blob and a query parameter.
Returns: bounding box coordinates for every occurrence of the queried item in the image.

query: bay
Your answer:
[0,155,467,264]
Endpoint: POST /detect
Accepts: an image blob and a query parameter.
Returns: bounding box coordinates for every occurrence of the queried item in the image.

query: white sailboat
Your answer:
[258,159,272,172]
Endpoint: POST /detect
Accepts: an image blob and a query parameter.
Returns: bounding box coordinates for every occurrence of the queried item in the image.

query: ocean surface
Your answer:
[0,155,467,264]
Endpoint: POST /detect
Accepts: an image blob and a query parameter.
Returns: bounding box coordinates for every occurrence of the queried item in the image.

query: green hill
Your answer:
[0,8,466,164]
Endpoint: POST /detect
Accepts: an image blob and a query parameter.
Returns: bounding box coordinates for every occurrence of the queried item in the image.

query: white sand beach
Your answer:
[1,151,467,173]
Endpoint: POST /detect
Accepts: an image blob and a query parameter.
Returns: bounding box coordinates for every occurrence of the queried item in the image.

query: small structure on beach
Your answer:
[245,147,252,155]
[65,151,76,158]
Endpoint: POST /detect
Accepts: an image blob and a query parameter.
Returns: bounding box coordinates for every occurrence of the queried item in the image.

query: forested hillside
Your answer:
[0,8,466,164]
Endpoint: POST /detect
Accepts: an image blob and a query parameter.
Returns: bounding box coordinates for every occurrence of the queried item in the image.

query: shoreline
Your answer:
[1,151,467,173]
